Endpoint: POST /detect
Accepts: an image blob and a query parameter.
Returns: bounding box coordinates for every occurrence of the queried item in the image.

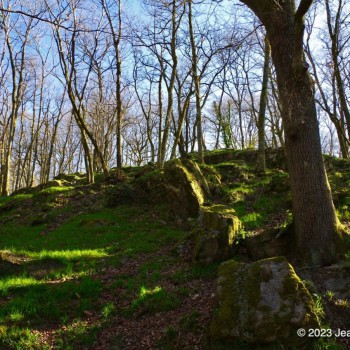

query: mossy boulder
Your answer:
[194,205,242,263]
[269,173,290,193]
[244,228,290,261]
[214,162,251,182]
[105,184,137,207]
[54,173,84,184]
[265,147,287,170]
[203,149,237,165]
[210,257,320,347]
[46,179,63,188]
[164,159,210,218]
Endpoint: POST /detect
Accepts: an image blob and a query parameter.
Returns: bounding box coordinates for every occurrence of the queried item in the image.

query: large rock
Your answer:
[46,179,63,188]
[210,257,320,347]
[214,161,251,182]
[54,173,85,184]
[164,159,210,218]
[194,205,242,263]
[244,228,290,261]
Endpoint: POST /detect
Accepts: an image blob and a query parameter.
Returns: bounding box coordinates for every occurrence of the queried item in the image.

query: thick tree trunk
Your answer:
[240,0,345,266]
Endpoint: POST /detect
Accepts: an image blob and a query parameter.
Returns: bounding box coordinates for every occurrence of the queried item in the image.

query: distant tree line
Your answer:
[0,0,349,194]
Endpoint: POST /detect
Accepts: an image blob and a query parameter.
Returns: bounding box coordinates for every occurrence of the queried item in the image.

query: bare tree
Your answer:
[240,0,344,265]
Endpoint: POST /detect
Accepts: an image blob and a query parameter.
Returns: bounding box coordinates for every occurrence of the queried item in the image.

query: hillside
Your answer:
[0,149,349,350]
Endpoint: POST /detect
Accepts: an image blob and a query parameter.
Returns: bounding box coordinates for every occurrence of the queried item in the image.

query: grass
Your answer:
[128,285,180,315]
[220,170,288,231]
[2,151,350,349]
[0,187,189,349]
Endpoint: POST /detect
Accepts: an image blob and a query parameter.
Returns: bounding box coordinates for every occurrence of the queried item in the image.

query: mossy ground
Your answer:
[0,149,349,349]
[0,181,217,349]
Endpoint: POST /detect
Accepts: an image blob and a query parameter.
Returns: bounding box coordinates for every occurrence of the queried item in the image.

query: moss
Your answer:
[211,257,320,347]
[46,180,62,188]
[164,159,211,218]
[194,205,242,262]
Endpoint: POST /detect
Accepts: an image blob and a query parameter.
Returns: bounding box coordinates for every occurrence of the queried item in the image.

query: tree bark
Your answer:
[240,0,344,266]
[256,35,271,173]
[188,0,204,163]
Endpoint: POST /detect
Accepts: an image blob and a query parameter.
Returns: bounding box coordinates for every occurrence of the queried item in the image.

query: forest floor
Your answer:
[0,149,349,349]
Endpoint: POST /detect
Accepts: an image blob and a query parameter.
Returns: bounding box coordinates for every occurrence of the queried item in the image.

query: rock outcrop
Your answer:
[163,159,210,218]
[194,205,242,263]
[210,257,320,348]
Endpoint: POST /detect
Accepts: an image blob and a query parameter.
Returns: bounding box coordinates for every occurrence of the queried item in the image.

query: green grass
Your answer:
[0,197,189,349]
[170,262,220,283]
[38,186,75,195]
[3,152,349,349]
[128,285,180,315]
[101,302,116,319]
[54,319,100,350]
[0,325,49,350]
[0,276,43,296]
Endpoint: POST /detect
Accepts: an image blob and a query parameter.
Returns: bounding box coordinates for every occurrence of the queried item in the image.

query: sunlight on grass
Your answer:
[129,285,180,315]
[241,212,263,229]
[0,276,43,295]
[1,248,108,263]
[0,326,48,350]
[8,310,24,322]
[0,194,33,207]
[38,186,75,195]
[25,249,108,261]
[139,285,162,298]
[101,302,116,319]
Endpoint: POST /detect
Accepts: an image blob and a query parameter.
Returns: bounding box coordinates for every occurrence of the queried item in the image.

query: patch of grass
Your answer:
[240,212,263,229]
[171,263,219,284]
[128,286,180,315]
[55,319,100,350]
[0,325,48,350]
[101,302,116,319]
[36,186,75,195]
[157,326,178,350]
[0,276,102,325]
[0,276,43,296]
[138,260,164,283]
[313,293,326,320]
[26,249,108,261]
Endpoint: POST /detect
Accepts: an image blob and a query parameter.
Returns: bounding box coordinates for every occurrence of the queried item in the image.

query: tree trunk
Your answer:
[240,0,345,266]
[188,0,204,163]
[256,35,271,173]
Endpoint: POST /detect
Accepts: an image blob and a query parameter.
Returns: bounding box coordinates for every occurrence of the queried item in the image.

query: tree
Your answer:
[239,0,346,265]
[48,0,110,183]
[100,0,124,171]
[256,35,270,173]
[0,5,35,195]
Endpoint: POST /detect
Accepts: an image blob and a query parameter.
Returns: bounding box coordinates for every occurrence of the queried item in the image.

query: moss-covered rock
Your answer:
[193,205,242,263]
[105,184,137,207]
[214,162,251,182]
[203,149,237,165]
[164,159,210,218]
[46,179,62,188]
[269,172,290,193]
[210,257,320,347]
[54,173,84,184]
[244,228,290,261]
[265,147,287,170]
